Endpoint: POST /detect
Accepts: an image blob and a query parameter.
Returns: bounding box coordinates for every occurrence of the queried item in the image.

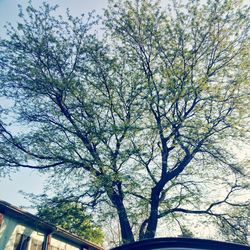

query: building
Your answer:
[0,200,104,250]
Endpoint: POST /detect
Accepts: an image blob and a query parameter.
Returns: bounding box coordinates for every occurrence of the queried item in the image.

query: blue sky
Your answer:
[0,0,109,210]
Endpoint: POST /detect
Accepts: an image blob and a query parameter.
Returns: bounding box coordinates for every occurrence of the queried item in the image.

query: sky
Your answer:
[0,0,109,211]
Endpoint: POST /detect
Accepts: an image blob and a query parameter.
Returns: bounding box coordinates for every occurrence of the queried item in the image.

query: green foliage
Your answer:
[36,197,104,245]
[0,0,249,245]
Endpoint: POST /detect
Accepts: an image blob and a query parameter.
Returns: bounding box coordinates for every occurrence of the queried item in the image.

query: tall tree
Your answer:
[0,0,249,245]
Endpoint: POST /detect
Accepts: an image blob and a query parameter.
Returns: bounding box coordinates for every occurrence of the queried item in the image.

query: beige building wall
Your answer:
[49,236,81,250]
[0,214,83,250]
[0,214,45,250]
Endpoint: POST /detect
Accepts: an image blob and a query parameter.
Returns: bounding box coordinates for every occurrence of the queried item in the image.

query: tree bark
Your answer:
[140,184,163,240]
[108,188,135,244]
[116,199,135,244]
[142,197,160,239]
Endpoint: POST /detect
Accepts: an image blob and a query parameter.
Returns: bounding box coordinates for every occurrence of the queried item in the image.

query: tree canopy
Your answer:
[0,0,249,246]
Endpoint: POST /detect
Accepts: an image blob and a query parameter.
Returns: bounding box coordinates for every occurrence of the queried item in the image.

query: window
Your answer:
[48,245,65,250]
[29,238,43,250]
[0,213,4,228]
[13,233,30,250]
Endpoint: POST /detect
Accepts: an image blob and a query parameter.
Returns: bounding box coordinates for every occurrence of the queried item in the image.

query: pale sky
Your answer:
[0,0,109,210]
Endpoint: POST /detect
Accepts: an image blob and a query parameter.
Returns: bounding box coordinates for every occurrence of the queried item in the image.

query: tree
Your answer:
[0,0,249,245]
[215,205,250,245]
[34,196,104,245]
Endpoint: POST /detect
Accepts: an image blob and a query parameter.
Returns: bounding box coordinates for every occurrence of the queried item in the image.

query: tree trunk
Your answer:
[109,190,135,244]
[142,192,160,240]
[116,200,135,244]
[139,182,165,240]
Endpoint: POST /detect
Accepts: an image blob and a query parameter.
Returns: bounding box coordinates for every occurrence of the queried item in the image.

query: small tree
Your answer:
[0,0,249,244]
[35,197,104,245]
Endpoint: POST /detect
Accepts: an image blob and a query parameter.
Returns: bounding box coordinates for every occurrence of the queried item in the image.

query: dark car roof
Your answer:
[111,237,250,250]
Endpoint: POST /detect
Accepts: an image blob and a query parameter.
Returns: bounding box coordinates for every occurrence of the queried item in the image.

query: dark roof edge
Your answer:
[0,200,104,250]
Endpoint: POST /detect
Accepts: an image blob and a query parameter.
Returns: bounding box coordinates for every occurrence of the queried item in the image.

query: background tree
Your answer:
[0,0,249,245]
[215,205,250,244]
[34,196,104,245]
